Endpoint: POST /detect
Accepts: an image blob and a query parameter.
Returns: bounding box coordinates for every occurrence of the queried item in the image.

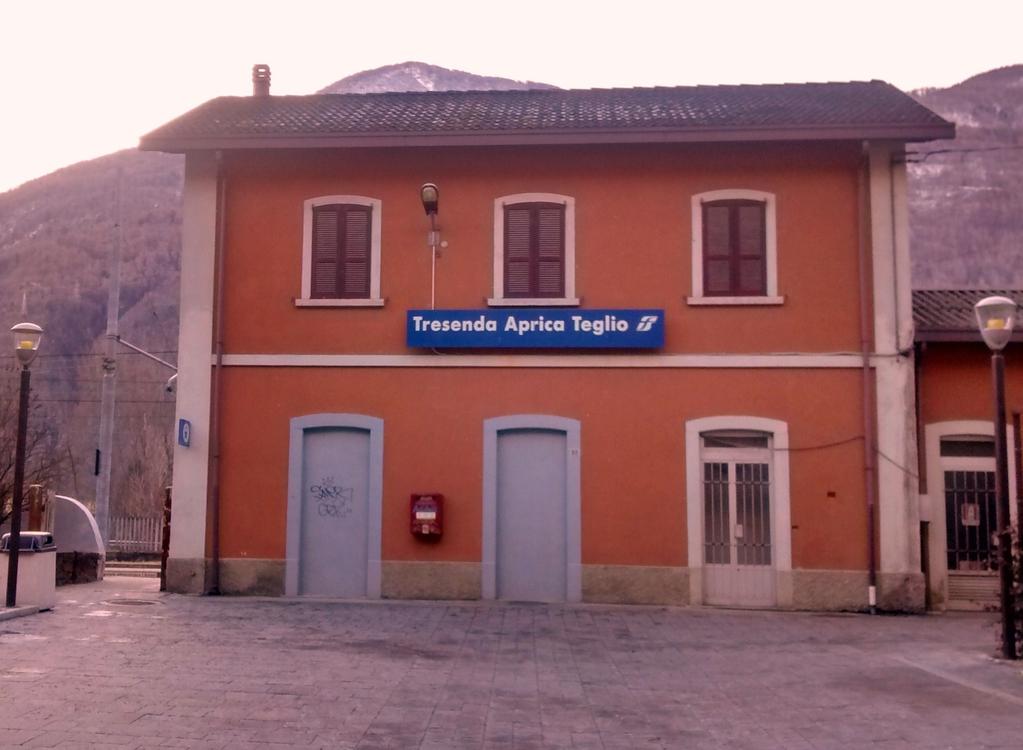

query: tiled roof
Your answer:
[140,81,953,151]
[913,289,1023,342]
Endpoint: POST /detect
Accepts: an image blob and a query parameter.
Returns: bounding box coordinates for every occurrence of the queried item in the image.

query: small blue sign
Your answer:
[407,309,664,349]
[177,419,192,448]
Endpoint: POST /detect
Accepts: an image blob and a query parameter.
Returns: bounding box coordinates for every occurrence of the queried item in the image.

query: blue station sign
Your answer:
[407,309,665,349]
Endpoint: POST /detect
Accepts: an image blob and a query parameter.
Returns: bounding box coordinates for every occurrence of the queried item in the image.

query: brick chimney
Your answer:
[252,64,271,97]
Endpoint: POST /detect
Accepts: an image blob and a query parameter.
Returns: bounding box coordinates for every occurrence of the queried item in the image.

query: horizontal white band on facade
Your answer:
[218,353,883,369]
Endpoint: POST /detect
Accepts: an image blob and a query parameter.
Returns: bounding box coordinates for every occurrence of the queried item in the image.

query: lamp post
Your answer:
[420,182,441,309]
[5,322,42,608]
[975,296,1018,659]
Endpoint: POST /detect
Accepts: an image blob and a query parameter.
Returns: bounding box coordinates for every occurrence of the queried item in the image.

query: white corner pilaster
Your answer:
[169,153,217,566]
[869,142,920,581]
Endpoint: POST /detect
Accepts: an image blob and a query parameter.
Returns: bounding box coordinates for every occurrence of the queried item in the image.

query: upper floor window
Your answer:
[298,195,384,307]
[689,190,782,306]
[490,193,578,307]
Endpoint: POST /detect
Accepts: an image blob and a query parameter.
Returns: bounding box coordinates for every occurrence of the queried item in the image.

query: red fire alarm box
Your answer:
[410,494,443,539]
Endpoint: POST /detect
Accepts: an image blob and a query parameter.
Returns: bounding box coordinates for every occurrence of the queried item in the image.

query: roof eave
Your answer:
[139,122,956,154]
[915,330,1023,344]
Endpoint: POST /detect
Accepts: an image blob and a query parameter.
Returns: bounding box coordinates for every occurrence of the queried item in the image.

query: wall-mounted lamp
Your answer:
[420,183,443,309]
[420,182,439,216]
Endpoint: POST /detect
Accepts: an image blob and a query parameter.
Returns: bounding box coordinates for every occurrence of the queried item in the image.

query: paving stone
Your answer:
[4,578,1023,747]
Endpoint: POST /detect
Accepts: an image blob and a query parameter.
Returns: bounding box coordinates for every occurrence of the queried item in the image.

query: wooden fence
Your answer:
[109,516,164,553]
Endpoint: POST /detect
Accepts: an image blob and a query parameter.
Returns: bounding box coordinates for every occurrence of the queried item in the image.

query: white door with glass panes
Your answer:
[701,432,776,606]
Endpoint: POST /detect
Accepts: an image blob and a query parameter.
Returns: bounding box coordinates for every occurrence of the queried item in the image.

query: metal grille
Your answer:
[703,462,730,564]
[703,461,772,566]
[736,463,772,566]
[944,470,997,571]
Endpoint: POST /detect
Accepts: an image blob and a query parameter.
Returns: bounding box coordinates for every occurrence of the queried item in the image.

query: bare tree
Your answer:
[115,413,172,517]
[0,375,64,525]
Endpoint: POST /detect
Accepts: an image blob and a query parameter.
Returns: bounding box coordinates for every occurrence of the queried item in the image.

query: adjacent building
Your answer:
[913,290,1023,610]
[140,69,957,610]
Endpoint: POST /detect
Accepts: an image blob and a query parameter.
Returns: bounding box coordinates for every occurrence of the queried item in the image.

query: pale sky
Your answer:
[2,0,1020,193]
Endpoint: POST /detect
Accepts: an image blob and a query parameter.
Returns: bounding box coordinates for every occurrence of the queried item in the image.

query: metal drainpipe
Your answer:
[914,341,926,495]
[207,151,227,595]
[858,146,879,613]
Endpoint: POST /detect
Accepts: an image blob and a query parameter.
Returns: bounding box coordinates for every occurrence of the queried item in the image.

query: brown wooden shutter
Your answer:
[504,205,534,297]
[310,203,372,299]
[311,205,340,299]
[503,202,565,298]
[535,205,565,297]
[341,205,371,298]
[702,199,766,296]
[735,202,766,295]
[703,203,733,295]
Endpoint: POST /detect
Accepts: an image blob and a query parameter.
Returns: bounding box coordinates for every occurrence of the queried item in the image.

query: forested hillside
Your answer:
[909,65,1023,287]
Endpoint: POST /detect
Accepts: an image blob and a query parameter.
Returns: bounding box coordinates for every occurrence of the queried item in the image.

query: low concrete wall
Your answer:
[56,552,104,585]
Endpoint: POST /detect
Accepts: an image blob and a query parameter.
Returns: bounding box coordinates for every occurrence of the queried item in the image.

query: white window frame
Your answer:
[688,189,782,306]
[489,193,578,307]
[684,415,792,606]
[297,195,384,307]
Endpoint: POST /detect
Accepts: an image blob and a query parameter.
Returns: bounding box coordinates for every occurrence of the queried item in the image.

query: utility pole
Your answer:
[95,169,123,545]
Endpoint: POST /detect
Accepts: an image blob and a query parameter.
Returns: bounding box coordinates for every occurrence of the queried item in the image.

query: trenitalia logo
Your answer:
[636,315,659,332]
[406,309,665,349]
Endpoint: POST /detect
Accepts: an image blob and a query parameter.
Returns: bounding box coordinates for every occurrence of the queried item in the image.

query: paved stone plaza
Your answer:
[2,578,1023,749]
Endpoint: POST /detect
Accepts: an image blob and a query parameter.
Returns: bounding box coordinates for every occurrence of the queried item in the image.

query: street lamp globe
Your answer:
[10,322,42,367]
[974,296,1017,352]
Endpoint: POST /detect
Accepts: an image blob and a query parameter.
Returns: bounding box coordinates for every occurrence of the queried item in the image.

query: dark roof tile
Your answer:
[140,81,954,150]
[913,289,1023,342]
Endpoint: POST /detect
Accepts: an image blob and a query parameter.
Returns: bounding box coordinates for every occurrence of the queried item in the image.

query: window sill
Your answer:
[686,295,785,306]
[487,297,581,307]
[294,298,386,308]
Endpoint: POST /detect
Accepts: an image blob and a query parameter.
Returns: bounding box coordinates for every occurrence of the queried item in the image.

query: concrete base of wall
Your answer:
[878,571,926,613]
[179,558,916,613]
[381,561,480,600]
[582,565,689,605]
[789,569,870,610]
[165,557,210,594]
[220,559,285,596]
[783,570,925,612]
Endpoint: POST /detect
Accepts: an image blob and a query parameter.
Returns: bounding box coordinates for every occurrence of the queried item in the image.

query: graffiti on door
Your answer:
[309,476,354,519]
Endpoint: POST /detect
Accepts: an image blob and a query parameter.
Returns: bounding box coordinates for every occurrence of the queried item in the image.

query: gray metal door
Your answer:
[701,433,775,606]
[299,427,370,597]
[496,428,567,602]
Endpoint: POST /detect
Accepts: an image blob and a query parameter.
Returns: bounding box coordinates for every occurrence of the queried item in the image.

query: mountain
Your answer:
[1,62,1021,512]
[317,60,558,94]
[909,65,1023,288]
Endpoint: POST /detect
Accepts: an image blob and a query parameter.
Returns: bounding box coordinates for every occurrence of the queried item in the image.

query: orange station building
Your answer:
[141,69,959,610]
